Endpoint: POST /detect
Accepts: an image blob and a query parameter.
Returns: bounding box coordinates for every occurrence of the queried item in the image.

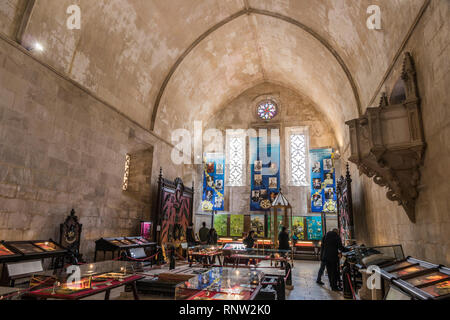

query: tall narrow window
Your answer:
[286,127,309,186]
[227,133,246,186]
[122,154,131,191]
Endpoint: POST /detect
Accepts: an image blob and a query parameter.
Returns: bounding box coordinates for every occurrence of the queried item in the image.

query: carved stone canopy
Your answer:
[346,52,426,223]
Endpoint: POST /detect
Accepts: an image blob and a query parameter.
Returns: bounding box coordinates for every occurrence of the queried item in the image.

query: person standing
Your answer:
[207,228,218,245]
[316,234,327,285]
[278,227,290,250]
[198,222,209,244]
[319,229,345,291]
[186,223,196,247]
[243,230,256,249]
[278,227,291,268]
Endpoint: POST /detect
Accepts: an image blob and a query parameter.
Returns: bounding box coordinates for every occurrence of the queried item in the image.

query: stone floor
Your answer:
[117,260,344,301]
[286,260,344,300]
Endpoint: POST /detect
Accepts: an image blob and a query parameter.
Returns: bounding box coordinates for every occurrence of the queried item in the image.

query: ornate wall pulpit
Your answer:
[346,52,426,222]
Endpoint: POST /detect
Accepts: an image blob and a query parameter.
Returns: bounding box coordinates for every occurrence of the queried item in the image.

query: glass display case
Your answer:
[0,287,22,300]
[352,244,405,267]
[187,245,223,266]
[387,259,450,300]
[175,267,264,300]
[25,261,144,300]
[94,237,157,261]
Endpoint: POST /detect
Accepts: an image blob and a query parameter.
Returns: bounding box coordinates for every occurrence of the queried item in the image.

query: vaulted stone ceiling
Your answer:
[4,0,427,147]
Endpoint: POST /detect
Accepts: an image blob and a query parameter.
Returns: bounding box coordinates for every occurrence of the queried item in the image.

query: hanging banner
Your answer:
[250,136,280,211]
[310,148,337,213]
[202,153,225,211]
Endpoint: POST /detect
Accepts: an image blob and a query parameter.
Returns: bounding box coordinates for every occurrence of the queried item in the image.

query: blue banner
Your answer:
[202,153,225,211]
[310,148,337,213]
[250,137,280,211]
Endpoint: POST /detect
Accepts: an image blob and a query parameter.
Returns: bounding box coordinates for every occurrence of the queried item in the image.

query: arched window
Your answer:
[286,127,309,186]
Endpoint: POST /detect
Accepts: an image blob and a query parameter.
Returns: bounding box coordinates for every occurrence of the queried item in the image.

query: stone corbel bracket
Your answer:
[346,52,426,223]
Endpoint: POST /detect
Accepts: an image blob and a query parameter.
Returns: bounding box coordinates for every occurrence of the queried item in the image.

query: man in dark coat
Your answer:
[198,222,209,244]
[320,229,345,291]
[243,231,256,249]
[316,234,327,285]
[278,227,290,250]
[278,227,291,268]
[186,223,196,247]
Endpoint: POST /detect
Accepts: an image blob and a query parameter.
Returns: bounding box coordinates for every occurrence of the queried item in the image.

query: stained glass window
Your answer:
[257,100,278,120]
[290,134,308,186]
[227,135,245,186]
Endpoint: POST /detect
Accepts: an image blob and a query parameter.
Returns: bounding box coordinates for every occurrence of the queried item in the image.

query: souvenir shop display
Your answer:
[202,154,225,212]
[250,136,280,211]
[310,149,337,213]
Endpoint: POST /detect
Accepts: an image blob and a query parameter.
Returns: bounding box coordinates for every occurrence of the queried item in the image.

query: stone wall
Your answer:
[0,0,26,38]
[0,37,185,260]
[350,0,450,265]
[194,82,338,220]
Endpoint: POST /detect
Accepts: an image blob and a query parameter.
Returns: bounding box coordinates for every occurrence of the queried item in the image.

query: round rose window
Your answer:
[257,100,278,120]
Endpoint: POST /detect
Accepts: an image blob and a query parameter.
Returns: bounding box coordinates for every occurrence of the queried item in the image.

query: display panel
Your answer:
[9,242,44,254]
[137,237,149,243]
[33,241,62,252]
[229,215,244,237]
[0,244,16,256]
[129,238,142,245]
[119,239,134,245]
[383,261,413,273]
[391,265,427,278]
[406,272,449,287]
[292,217,306,241]
[251,214,265,238]
[214,214,228,237]
[306,216,323,240]
[109,240,123,247]
[421,280,450,298]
